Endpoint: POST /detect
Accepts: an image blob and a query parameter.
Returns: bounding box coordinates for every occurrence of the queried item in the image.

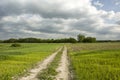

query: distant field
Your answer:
[68,43,120,80]
[0,43,62,80]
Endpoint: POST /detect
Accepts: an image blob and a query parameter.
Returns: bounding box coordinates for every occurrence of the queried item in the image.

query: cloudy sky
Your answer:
[0,0,120,40]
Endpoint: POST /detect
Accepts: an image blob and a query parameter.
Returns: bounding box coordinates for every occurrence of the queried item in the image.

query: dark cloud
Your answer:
[0,0,120,40]
[116,21,120,25]
[0,0,97,19]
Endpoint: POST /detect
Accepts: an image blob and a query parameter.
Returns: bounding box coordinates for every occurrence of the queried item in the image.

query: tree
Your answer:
[3,38,18,43]
[0,40,2,43]
[83,37,96,43]
[67,38,77,43]
[77,34,85,42]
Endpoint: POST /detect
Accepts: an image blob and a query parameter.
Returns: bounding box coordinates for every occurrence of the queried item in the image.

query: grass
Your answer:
[0,43,62,80]
[1,43,120,80]
[68,43,120,80]
[37,47,63,80]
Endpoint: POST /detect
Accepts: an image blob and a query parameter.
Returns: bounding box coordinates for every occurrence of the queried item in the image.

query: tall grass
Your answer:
[68,43,120,80]
[0,43,62,80]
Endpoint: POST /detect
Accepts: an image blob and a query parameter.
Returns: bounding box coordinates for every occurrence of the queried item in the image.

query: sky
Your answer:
[0,0,120,40]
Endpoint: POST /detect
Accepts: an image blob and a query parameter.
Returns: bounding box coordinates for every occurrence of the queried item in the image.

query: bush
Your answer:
[10,43,21,47]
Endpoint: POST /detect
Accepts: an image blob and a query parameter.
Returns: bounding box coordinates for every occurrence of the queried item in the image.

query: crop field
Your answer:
[0,43,120,80]
[0,43,62,80]
[68,43,120,80]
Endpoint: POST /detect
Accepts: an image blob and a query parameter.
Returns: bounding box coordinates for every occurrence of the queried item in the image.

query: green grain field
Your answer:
[68,43,120,80]
[0,43,62,80]
[0,43,120,80]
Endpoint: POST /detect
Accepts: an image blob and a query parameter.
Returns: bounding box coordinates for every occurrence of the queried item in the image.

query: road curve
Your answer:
[18,48,62,80]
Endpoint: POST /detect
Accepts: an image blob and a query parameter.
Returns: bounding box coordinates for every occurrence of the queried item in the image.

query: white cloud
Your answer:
[93,1,104,8]
[115,0,120,6]
[0,0,120,40]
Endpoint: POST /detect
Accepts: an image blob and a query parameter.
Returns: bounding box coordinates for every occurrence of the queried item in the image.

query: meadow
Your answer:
[0,43,62,80]
[68,43,120,80]
[0,43,120,80]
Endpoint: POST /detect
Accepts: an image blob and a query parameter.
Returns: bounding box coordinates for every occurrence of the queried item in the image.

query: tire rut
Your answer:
[55,46,70,80]
[18,48,62,80]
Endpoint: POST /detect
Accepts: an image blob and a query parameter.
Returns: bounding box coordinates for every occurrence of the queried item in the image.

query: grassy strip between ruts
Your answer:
[37,47,63,80]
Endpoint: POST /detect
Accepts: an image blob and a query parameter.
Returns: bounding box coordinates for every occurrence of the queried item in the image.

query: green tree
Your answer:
[3,38,18,43]
[77,34,85,42]
[0,40,2,43]
[83,37,96,43]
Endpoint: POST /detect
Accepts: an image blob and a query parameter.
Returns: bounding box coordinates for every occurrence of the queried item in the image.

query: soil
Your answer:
[55,46,70,80]
[18,48,61,80]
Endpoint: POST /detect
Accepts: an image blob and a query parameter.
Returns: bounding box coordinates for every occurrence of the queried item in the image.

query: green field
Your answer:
[68,43,120,80]
[0,43,62,80]
[0,43,120,80]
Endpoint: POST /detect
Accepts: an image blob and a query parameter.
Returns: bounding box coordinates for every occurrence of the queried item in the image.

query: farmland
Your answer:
[0,43,120,80]
[0,43,62,80]
[68,43,120,80]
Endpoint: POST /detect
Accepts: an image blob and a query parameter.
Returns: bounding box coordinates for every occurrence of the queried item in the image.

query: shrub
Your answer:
[10,43,21,47]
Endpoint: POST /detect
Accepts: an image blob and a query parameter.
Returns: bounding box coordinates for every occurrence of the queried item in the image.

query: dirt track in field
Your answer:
[18,48,61,80]
[55,46,70,80]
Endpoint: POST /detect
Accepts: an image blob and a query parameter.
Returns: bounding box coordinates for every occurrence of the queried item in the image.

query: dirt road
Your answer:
[18,48,61,80]
[55,46,70,80]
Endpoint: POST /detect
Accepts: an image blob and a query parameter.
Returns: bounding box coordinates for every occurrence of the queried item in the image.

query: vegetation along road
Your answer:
[0,43,120,80]
[55,46,70,80]
[19,46,70,80]
[18,47,62,80]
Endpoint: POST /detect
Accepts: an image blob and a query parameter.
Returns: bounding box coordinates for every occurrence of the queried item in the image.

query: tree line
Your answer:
[77,34,96,43]
[0,34,97,43]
